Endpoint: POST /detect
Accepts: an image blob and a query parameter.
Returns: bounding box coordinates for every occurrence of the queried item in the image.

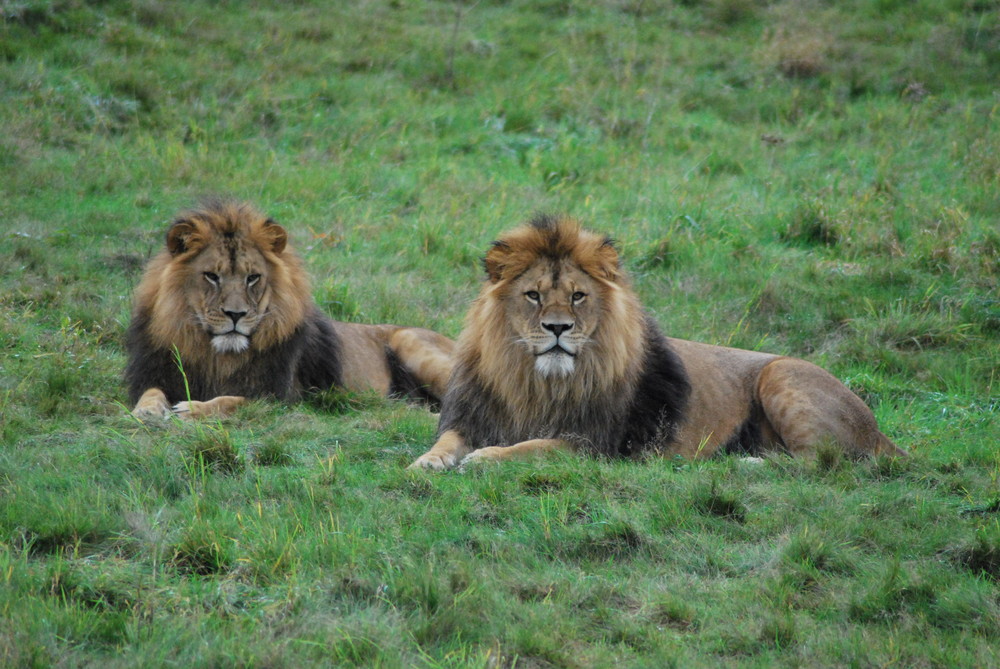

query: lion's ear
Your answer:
[483,241,511,283]
[166,219,204,256]
[594,237,621,281]
[261,219,288,254]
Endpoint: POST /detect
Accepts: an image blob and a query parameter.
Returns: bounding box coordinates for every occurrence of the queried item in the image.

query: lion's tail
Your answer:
[874,432,908,457]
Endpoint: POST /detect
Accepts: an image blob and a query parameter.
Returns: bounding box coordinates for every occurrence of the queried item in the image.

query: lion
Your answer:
[126,199,454,420]
[409,214,903,469]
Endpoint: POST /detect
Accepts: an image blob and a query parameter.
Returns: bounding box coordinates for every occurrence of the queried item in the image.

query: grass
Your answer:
[1,0,998,665]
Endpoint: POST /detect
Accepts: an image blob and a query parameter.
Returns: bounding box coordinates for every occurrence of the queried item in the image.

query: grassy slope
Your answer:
[1,0,998,665]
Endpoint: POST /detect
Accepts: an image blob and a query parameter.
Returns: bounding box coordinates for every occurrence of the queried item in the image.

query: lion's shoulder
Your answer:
[618,319,691,454]
[287,306,344,392]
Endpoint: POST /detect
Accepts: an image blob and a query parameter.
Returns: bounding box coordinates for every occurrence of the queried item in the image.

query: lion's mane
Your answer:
[436,216,692,456]
[124,199,344,405]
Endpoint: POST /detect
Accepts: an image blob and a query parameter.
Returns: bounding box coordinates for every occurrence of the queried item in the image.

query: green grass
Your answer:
[1,0,998,665]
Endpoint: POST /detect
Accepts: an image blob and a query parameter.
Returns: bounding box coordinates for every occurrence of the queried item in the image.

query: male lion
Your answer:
[409,215,903,469]
[126,199,454,420]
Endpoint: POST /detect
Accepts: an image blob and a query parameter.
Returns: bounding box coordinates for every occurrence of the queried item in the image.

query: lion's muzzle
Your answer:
[211,332,250,354]
[534,339,577,377]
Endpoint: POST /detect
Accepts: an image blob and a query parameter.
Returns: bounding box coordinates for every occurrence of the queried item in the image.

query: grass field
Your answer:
[2,0,999,665]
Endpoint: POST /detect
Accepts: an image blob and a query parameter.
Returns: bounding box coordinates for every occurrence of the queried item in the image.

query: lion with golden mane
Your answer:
[127,199,454,420]
[410,215,903,469]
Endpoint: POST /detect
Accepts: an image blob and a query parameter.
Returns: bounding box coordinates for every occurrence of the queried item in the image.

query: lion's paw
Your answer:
[407,452,456,471]
[131,389,172,422]
[171,401,200,420]
[132,405,171,422]
[459,447,506,468]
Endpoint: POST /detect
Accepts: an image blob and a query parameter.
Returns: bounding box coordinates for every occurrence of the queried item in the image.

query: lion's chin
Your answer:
[211,333,250,354]
[535,351,575,378]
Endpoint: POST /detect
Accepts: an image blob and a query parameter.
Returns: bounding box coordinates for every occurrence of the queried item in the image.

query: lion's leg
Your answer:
[756,358,903,458]
[388,328,455,400]
[408,429,471,470]
[172,395,247,420]
[460,439,572,466]
[132,388,172,420]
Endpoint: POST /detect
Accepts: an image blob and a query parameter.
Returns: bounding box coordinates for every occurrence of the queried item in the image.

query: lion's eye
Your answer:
[572,291,587,303]
[204,272,220,285]
[525,291,541,303]
[247,274,261,287]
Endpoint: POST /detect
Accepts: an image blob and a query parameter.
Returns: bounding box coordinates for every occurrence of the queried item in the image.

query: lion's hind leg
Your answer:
[388,328,455,400]
[756,358,904,458]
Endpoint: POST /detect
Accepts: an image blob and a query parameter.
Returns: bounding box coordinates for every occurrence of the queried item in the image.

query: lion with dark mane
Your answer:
[127,199,454,420]
[410,215,903,469]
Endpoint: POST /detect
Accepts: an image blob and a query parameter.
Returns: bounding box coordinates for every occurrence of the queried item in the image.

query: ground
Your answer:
[1,0,998,665]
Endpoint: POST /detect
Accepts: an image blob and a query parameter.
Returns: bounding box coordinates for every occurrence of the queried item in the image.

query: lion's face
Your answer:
[481,215,623,380]
[185,242,270,354]
[502,259,603,377]
[157,201,293,357]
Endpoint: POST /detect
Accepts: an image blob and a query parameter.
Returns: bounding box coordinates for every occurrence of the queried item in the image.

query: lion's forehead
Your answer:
[190,238,267,277]
[519,259,596,296]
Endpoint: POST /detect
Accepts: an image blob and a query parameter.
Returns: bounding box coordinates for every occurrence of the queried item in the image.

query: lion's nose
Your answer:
[542,322,573,337]
[224,310,247,326]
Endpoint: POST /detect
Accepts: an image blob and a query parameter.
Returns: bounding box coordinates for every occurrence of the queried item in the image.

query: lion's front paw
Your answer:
[132,405,171,421]
[459,446,507,467]
[407,452,457,471]
[171,401,201,420]
[132,388,172,422]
